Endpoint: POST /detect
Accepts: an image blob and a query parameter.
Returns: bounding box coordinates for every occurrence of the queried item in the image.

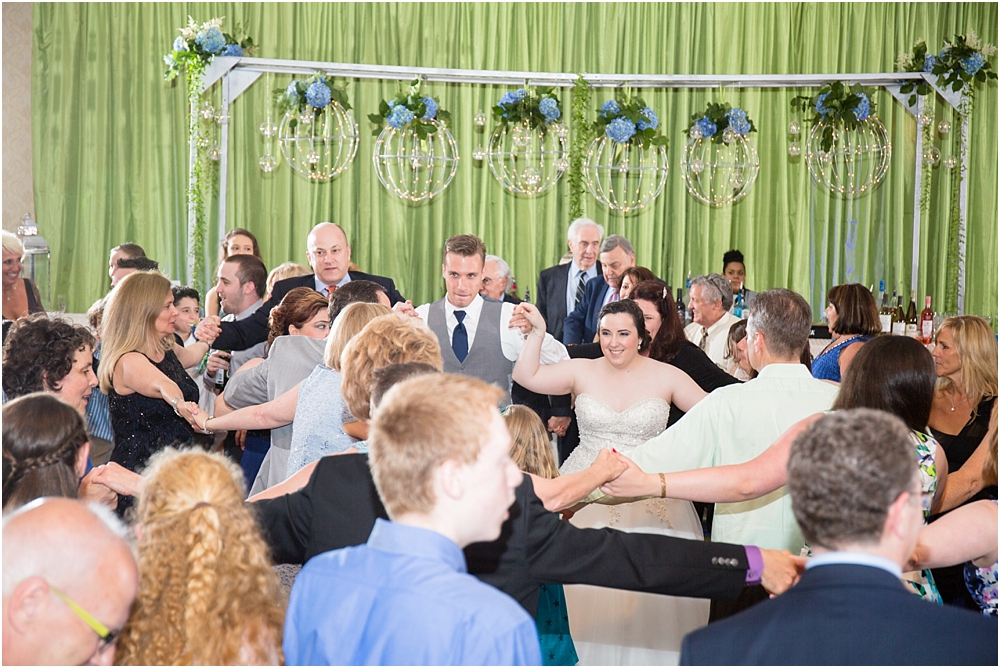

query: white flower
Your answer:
[982,43,998,58]
[203,17,224,30]
[180,27,195,40]
[406,84,419,97]
[895,52,913,70]
[966,29,980,50]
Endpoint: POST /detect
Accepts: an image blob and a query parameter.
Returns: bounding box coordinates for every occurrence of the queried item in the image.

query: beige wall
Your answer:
[3,3,34,233]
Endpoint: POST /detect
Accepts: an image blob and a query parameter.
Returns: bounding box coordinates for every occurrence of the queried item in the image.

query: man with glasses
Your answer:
[2,498,138,666]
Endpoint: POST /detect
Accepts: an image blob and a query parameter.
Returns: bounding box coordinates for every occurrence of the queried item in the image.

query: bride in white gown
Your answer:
[512,300,711,665]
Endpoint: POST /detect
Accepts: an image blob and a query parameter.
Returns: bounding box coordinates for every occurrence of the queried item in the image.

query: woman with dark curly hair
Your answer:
[3,393,89,510]
[115,448,285,665]
[629,280,740,427]
[266,286,330,347]
[2,313,97,414]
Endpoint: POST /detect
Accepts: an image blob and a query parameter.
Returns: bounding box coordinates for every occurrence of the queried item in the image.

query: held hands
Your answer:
[593,448,628,484]
[78,468,119,509]
[205,351,231,376]
[510,302,546,336]
[599,452,652,498]
[547,416,571,437]
[88,463,145,498]
[393,300,420,318]
[758,549,806,596]
[195,316,222,344]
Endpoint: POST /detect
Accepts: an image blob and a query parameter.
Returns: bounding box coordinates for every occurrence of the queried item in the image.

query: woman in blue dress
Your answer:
[812,283,881,382]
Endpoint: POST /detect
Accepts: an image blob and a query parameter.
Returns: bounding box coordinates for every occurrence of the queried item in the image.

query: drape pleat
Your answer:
[32,3,997,321]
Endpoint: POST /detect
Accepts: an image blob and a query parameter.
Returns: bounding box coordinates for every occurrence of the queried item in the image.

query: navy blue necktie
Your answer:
[452,310,469,362]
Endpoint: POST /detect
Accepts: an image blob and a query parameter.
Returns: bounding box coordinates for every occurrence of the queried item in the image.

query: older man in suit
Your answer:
[680,409,997,666]
[561,234,635,345]
[536,218,604,342]
[195,222,405,351]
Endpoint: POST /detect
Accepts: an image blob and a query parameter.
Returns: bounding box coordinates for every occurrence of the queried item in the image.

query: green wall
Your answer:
[32,3,998,322]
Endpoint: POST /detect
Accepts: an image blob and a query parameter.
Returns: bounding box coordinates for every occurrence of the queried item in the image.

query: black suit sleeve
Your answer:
[536,270,552,329]
[250,465,316,565]
[562,284,590,345]
[520,480,748,600]
[211,275,308,351]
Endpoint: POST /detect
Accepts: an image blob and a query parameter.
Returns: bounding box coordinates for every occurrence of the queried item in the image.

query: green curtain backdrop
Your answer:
[33,3,997,323]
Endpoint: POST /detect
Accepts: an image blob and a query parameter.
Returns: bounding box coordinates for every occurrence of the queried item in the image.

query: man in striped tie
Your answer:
[535,218,604,344]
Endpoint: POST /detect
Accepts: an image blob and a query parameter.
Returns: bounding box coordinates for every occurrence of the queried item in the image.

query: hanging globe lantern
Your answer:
[680,105,759,206]
[486,120,568,196]
[372,119,459,202]
[804,116,891,196]
[275,74,360,182]
[583,137,669,213]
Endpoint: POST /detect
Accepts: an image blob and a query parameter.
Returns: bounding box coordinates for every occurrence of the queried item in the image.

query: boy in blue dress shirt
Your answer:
[283,373,542,666]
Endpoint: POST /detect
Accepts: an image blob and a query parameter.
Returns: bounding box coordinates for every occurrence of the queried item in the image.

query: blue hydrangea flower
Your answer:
[538,97,561,122]
[600,99,621,116]
[727,108,752,135]
[514,88,527,101]
[636,106,658,131]
[221,43,243,57]
[693,116,717,138]
[814,92,830,118]
[173,36,188,52]
[421,97,438,121]
[853,94,871,121]
[387,105,416,129]
[605,117,636,144]
[387,100,397,109]
[960,52,985,76]
[499,91,519,107]
[305,81,332,109]
[195,27,226,54]
[286,82,300,104]
[922,54,938,72]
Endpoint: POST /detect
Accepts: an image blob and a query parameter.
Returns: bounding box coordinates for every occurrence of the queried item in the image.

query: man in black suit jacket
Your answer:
[562,234,635,345]
[195,222,405,351]
[536,218,604,342]
[680,409,997,666]
[252,451,805,620]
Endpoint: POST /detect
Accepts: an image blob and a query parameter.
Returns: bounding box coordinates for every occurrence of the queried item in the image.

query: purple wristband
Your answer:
[744,546,764,586]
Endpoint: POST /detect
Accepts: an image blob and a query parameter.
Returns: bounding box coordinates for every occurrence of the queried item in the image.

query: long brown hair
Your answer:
[503,405,559,479]
[2,393,87,510]
[629,280,684,362]
[116,448,285,665]
[217,227,261,266]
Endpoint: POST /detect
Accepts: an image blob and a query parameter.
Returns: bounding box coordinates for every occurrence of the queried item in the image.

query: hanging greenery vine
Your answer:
[567,75,593,220]
[943,89,972,314]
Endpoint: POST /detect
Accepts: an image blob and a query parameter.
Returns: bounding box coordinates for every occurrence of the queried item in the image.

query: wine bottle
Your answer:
[877,280,886,306]
[878,292,893,333]
[905,291,918,338]
[891,295,906,336]
[920,296,935,343]
[675,288,686,325]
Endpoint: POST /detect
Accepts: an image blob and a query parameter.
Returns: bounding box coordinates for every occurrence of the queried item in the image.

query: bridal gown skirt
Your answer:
[563,497,710,666]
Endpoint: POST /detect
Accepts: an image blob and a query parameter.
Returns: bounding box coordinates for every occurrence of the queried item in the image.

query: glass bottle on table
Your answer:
[891,295,906,336]
[920,296,935,343]
[905,291,919,338]
[878,292,893,334]
[675,288,687,326]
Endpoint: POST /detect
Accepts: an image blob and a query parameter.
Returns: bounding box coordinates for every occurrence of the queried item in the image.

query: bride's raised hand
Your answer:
[510,302,546,335]
[593,448,628,484]
[600,452,658,498]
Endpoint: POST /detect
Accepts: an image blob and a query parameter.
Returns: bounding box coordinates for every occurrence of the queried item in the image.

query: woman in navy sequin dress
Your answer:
[97,271,210,514]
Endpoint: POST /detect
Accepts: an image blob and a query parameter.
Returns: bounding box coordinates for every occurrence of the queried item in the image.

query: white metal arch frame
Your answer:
[193,57,970,311]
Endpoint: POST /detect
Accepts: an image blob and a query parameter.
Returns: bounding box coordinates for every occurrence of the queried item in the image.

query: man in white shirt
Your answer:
[406,235,568,406]
[627,289,839,554]
[684,273,741,369]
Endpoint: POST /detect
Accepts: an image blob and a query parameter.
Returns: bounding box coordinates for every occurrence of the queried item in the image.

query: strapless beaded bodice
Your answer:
[560,394,670,474]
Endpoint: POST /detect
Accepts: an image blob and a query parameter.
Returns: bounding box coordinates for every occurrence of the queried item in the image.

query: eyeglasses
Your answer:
[49,585,119,651]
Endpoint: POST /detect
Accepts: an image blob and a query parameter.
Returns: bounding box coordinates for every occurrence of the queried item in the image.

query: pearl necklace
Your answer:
[949,393,969,412]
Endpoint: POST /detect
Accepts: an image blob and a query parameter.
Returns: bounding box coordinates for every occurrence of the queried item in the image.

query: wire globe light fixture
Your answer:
[680,105,760,206]
[584,137,669,213]
[372,120,459,202]
[486,120,569,195]
[277,101,359,182]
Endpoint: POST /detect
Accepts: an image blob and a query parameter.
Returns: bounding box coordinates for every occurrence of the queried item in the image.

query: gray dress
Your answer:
[285,365,356,475]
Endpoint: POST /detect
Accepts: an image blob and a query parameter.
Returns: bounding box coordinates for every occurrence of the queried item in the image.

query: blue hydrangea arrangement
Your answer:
[276,72,352,128]
[491,87,562,133]
[368,79,450,140]
[686,102,757,144]
[896,33,997,106]
[791,82,877,153]
[591,96,668,149]
[163,16,255,82]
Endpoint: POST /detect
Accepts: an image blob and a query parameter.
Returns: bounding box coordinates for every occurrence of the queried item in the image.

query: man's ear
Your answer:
[7,578,51,634]
[243,281,256,297]
[884,490,914,541]
[436,459,465,501]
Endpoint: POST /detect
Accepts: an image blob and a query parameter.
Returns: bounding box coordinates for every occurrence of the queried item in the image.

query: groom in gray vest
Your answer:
[413,235,568,405]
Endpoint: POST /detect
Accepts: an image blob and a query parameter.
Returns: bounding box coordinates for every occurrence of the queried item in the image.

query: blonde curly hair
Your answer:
[115,449,285,665]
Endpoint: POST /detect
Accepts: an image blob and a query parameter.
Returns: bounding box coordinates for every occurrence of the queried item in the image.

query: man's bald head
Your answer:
[3,498,138,666]
[306,222,352,286]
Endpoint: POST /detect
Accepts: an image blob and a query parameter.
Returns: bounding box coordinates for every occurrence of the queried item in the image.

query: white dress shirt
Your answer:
[415,294,569,364]
[315,273,352,295]
[807,551,903,577]
[684,311,741,369]
[565,261,599,316]
[628,363,840,552]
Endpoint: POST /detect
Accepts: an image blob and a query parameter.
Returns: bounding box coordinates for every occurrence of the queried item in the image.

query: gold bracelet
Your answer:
[659,472,666,498]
